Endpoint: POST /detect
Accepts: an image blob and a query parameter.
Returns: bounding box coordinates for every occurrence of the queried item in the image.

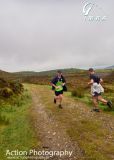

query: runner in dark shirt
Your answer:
[90,74,100,84]
[88,68,112,112]
[51,70,66,109]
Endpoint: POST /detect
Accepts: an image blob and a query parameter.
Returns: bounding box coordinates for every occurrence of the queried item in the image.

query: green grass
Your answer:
[67,121,110,160]
[0,88,39,160]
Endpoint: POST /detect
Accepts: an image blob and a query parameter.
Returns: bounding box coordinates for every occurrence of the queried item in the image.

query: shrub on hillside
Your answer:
[9,82,24,94]
[0,78,24,98]
[71,88,85,98]
[0,87,13,98]
[0,78,9,88]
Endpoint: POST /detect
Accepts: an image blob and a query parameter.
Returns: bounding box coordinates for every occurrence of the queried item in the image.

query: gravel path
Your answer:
[30,86,83,160]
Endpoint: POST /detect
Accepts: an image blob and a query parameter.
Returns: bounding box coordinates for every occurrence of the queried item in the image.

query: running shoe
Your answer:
[59,104,63,109]
[107,101,113,109]
[91,108,100,112]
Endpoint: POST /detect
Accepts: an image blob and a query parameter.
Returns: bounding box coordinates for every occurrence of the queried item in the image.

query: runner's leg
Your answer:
[59,94,63,104]
[54,94,62,104]
[54,93,60,103]
[98,96,112,108]
[97,96,107,104]
[58,94,63,108]
[92,96,99,109]
[54,95,60,101]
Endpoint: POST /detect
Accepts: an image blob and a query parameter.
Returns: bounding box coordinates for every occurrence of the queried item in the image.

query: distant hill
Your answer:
[13,68,86,77]
[105,65,114,69]
[0,68,113,86]
[0,69,12,78]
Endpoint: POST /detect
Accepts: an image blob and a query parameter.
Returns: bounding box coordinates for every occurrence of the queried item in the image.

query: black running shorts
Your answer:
[93,92,101,97]
[55,90,63,96]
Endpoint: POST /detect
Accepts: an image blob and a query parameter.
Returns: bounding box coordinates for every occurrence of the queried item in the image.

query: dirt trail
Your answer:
[30,86,83,160]
[29,85,114,160]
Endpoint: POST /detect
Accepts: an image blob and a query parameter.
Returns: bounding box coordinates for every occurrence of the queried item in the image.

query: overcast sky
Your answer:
[0,0,114,72]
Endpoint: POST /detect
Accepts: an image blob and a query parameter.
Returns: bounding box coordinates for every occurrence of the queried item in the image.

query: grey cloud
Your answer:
[0,0,114,71]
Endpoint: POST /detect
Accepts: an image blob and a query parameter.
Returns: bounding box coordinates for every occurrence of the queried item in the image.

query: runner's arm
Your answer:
[88,79,94,85]
[51,83,56,88]
[100,78,103,83]
[51,77,57,88]
[61,76,66,86]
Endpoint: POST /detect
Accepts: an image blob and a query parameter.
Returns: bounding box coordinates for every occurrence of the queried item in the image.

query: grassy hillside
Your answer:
[0,78,39,160]
[0,89,39,160]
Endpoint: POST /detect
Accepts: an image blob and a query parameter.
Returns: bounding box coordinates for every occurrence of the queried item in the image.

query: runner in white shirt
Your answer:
[88,68,112,112]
